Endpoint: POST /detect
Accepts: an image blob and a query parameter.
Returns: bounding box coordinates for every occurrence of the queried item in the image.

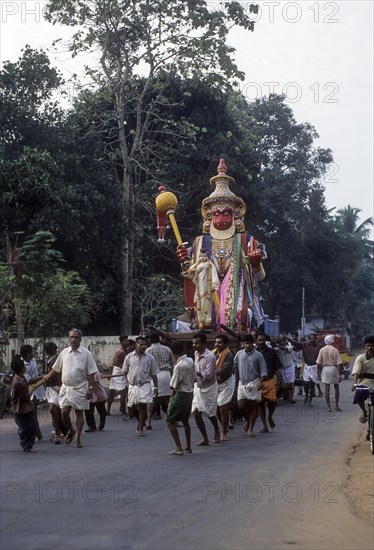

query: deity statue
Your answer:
[177,158,267,332]
[182,249,220,331]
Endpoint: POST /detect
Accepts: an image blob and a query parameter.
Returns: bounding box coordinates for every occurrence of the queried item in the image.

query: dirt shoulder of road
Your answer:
[342,429,374,525]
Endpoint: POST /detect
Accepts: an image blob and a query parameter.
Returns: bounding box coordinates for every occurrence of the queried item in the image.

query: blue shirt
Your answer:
[233,349,268,385]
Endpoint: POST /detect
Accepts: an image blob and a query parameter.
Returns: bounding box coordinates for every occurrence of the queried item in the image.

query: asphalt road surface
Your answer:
[1,381,372,550]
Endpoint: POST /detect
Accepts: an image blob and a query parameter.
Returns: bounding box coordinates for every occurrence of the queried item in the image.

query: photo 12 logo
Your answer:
[205,2,340,24]
[240,81,340,104]
[1,481,139,504]
[201,480,340,503]
[1,1,48,23]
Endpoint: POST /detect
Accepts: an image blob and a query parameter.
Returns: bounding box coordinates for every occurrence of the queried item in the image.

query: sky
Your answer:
[0,0,373,229]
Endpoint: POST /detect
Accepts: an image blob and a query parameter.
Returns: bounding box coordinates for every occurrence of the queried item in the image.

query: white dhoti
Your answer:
[303,364,318,384]
[59,381,88,410]
[192,382,218,417]
[109,367,128,391]
[127,382,153,407]
[45,386,60,406]
[321,365,339,384]
[237,379,261,402]
[281,365,295,384]
[156,370,172,397]
[217,375,235,407]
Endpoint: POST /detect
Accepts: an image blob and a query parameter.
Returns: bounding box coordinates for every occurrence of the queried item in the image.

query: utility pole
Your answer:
[301,287,306,337]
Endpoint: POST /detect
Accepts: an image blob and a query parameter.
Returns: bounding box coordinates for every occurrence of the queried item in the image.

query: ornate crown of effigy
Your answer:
[201,158,246,236]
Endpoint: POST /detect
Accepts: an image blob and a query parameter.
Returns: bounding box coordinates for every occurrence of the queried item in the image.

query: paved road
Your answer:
[0,381,372,550]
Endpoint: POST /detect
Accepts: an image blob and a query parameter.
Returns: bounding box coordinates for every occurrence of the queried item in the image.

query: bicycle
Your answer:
[354,384,374,455]
[0,372,13,419]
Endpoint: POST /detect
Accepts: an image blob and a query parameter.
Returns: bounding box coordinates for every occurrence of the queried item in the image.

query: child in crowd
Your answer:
[10,356,37,452]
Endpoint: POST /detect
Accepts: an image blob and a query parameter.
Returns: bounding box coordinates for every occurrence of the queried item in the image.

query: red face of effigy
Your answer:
[212,207,233,230]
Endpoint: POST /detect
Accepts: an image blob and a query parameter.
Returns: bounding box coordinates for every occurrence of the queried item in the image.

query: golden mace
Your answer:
[155,190,183,246]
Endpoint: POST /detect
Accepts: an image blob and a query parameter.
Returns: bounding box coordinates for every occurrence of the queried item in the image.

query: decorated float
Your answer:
[153,158,278,350]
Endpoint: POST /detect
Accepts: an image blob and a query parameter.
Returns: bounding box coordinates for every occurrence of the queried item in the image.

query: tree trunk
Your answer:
[120,169,133,334]
[14,298,24,346]
[116,82,134,335]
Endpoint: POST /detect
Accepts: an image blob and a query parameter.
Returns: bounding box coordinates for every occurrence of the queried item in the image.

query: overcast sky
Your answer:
[0,0,373,229]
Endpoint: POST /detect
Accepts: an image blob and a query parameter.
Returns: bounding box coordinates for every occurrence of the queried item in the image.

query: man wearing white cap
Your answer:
[316,335,343,412]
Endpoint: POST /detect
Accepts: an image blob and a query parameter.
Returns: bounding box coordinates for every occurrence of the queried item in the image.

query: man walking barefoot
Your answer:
[42,329,98,448]
[256,333,282,432]
[123,336,159,436]
[192,333,220,445]
[214,334,235,441]
[316,335,343,412]
[166,341,196,455]
[234,334,267,437]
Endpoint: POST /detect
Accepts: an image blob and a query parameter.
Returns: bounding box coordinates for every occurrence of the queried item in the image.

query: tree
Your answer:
[0,45,64,158]
[45,0,258,333]
[333,206,374,339]
[133,274,185,331]
[0,231,93,339]
[335,205,373,238]
[232,94,334,329]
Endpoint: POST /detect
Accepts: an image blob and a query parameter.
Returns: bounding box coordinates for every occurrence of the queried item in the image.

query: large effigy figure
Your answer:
[177,159,267,332]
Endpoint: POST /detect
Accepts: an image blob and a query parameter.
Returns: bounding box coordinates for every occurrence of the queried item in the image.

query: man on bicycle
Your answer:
[351,335,374,423]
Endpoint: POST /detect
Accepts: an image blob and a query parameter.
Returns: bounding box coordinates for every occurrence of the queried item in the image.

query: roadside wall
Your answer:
[1,336,138,372]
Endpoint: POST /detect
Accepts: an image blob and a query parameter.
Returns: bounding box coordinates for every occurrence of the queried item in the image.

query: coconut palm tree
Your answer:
[336,205,373,239]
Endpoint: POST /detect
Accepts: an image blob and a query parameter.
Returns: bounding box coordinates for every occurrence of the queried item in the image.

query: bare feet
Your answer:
[267,416,276,430]
[168,449,183,456]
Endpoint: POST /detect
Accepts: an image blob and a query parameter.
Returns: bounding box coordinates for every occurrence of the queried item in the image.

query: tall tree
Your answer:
[235,94,334,329]
[45,0,258,333]
[336,205,373,237]
[0,45,63,158]
[333,206,374,339]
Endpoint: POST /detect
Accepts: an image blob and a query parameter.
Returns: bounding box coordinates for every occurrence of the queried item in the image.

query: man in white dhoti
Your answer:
[146,332,174,429]
[44,341,67,444]
[191,333,220,445]
[42,329,98,448]
[316,335,343,412]
[234,334,267,437]
[122,336,159,436]
[106,335,129,419]
[289,333,323,405]
[275,336,296,404]
[213,334,235,441]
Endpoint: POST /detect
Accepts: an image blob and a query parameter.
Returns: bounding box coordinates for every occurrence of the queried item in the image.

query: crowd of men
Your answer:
[8,329,374,454]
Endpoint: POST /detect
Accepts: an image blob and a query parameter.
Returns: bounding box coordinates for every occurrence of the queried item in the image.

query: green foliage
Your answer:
[44,0,259,333]
[21,269,92,337]
[0,45,64,157]
[0,231,93,338]
[1,41,372,339]
[0,148,62,236]
[45,0,255,87]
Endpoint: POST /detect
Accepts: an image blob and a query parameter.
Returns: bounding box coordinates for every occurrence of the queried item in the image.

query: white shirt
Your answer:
[53,346,98,386]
